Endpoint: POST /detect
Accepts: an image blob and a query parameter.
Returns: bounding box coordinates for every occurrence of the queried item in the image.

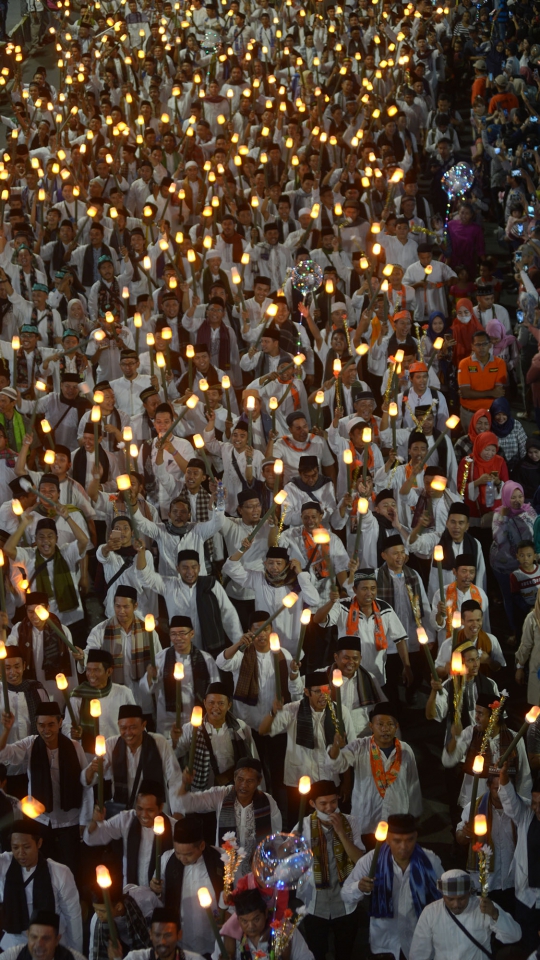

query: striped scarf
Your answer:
[234,644,291,707]
[177,487,214,562]
[310,812,354,889]
[103,617,151,683]
[376,564,424,618]
[217,788,271,845]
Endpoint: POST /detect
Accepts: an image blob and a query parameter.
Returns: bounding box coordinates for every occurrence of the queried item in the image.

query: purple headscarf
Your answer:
[501,480,525,516]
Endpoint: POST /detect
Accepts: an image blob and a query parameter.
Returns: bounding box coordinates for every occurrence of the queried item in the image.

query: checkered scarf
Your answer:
[92,893,150,960]
[103,616,151,683]
[177,487,214,561]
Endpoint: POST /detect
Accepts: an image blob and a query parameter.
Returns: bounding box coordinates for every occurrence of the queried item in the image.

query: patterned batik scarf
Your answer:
[302,528,330,579]
[217,787,271,845]
[346,600,387,650]
[234,643,291,707]
[370,736,402,797]
[376,564,424,619]
[103,617,150,683]
[445,582,483,638]
[309,811,354,888]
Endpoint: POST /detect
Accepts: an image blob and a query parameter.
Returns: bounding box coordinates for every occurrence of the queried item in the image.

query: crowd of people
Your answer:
[3,0,540,958]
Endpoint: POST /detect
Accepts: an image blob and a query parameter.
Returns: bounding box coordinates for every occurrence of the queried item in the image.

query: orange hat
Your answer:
[409,362,428,374]
[394,310,411,321]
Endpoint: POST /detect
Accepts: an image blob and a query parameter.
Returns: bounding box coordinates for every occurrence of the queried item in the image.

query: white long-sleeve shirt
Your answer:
[85,732,182,814]
[459,799,516,892]
[216,647,304,729]
[83,809,175,886]
[442,724,531,806]
[175,785,282,856]
[327,736,423,832]
[140,645,220,739]
[62,683,135,755]
[323,598,408,686]
[409,895,521,960]
[0,854,82,951]
[0,735,93,828]
[221,561,322,656]
[159,849,218,956]
[264,699,355,787]
[6,622,79,705]
[82,615,161,715]
[135,565,243,650]
[341,845,444,959]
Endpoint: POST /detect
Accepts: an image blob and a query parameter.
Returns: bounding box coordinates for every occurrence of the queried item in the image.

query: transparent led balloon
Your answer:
[441,162,474,198]
[252,833,313,890]
[291,260,324,296]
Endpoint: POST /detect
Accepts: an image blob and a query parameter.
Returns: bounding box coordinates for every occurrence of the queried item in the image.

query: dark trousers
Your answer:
[514,898,540,953]
[300,908,360,960]
[40,823,81,882]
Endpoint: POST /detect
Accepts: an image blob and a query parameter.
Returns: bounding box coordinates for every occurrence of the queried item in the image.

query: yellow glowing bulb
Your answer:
[145,614,155,632]
[298,775,311,794]
[472,754,484,775]
[269,633,280,653]
[332,668,343,687]
[153,815,165,835]
[90,699,102,718]
[273,458,283,475]
[375,821,389,843]
[446,415,460,431]
[343,449,353,466]
[358,498,369,516]
[417,627,428,645]
[362,428,372,444]
[433,546,444,563]
[90,405,101,423]
[95,735,106,757]
[474,814,488,836]
[451,650,463,675]
[198,887,212,908]
[313,527,330,545]
[96,865,112,889]
[21,796,46,819]
[34,605,49,622]
[191,706,203,727]
[174,662,184,681]
[274,490,288,505]
[116,474,131,492]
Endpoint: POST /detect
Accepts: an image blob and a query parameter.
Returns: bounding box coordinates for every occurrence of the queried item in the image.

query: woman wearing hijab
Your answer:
[457,431,508,519]
[451,298,483,365]
[486,318,520,375]
[490,481,536,634]
[490,397,528,471]
[454,408,492,464]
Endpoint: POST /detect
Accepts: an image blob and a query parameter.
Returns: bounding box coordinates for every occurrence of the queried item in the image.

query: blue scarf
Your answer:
[370,842,442,919]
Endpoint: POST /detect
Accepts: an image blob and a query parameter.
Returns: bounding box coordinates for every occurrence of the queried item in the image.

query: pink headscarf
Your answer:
[501,480,525,516]
[486,319,517,355]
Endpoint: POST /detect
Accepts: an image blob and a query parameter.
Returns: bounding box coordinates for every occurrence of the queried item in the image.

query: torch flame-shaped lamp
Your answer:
[269,633,282,703]
[368,821,389,883]
[433,545,445,604]
[416,628,439,684]
[452,612,462,651]
[332,668,345,734]
[197,887,228,959]
[0,642,8,715]
[174,661,184,728]
[96,866,120,947]
[153,815,165,882]
[95,734,106,811]
[468,754,487,830]
[188,706,203,774]
[90,698,101,737]
[297,775,311,835]
[56,673,78,727]
[21,796,46,819]
[144,613,156,668]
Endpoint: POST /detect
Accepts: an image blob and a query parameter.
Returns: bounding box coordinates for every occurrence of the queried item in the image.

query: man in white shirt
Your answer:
[0,702,93,879]
[124,907,206,960]
[175,757,281,872]
[0,824,82,952]
[409,868,521,959]
[272,412,335,486]
[402,246,456,320]
[295,780,364,960]
[62,648,135,758]
[498,764,540,953]
[473,285,512,334]
[111,350,153,419]
[84,779,174,886]
[342,813,443,959]
[0,910,86,960]
[1,645,49,794]
[258,671,355,828]
[327,701,423,836]
[150,817,224,957]
[381,219,419,271]
[84,704,182,815]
